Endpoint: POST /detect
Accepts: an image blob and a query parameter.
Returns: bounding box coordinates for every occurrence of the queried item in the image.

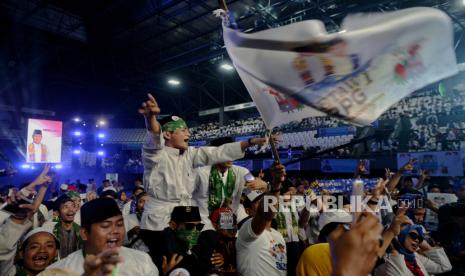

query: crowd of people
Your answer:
[0,94,463,276]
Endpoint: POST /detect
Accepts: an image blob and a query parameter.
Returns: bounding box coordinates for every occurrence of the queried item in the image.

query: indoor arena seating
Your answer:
[280,131,355,150]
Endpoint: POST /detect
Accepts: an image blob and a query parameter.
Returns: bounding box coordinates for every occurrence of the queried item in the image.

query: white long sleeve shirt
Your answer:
[0,219,32,276]
[193,165,250,230]
[140,132,245,231]
[375,248,452,276]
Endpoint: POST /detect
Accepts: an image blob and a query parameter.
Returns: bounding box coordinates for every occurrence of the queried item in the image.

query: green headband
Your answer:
[162,117,188,132]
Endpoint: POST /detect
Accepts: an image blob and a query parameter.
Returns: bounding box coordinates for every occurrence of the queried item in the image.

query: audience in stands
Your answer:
[4,90,465,276]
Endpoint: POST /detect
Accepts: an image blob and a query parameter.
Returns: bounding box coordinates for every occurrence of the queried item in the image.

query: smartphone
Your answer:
[244,173,255,182]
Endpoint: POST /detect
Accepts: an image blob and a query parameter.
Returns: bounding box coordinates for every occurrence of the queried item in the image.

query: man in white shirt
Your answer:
[46,197,158,275]
[193,136,267,231]
[236,163,287,276]
[137,93,268,269]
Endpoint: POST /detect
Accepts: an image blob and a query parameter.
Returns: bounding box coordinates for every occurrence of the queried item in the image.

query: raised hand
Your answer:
[388,205,412,236]
[35,175,52,186]
[138,93,161,117]
[371,178,388,199]
[270,162,286,185]
[83,248,123,276]
[331,212,383,276]
[400,159,416,173]
[246,178,268,191]
[385,168,394,180]
[355,160,367,175]
[162,254,184,275]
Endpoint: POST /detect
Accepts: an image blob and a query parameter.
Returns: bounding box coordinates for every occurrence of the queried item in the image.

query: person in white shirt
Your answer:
[236,163,287,276]
[123,192,149,252]
[275,181,303,276]
[193,136,267,231]
[137,93,269,269]
[46,197,158,275]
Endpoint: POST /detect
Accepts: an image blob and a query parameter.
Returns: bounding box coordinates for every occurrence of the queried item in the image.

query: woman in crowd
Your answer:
[376,224,452,275]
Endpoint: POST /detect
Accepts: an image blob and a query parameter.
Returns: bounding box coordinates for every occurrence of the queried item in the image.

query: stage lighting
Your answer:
[221,63,234,71]
[55,164,63,169]
[98,120,106,126]
[97,150,105,156]
[73,131,82,137]
[73,149,81,155]
[21,164,31,169]
[168,79,181,86]
[98,133,105,139]
[79,142,83,145]
[73,117,81,123]
[100,143,104,147]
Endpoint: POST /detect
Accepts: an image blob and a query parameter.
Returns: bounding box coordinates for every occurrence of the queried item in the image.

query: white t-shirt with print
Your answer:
[236,218,287,276]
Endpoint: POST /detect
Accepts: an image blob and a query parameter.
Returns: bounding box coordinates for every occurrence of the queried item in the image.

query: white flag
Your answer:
[221,7,458,127]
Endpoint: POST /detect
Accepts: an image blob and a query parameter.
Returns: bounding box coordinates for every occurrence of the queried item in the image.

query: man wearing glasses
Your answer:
[158,206,224,275]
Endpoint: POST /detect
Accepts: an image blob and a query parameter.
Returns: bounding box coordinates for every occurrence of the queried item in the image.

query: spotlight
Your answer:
[100,143,104,147]
[73,117,81,123]
[21,164,31,169]
[79,142,83,145]
[73,149,81,155]
[73,131,82,137]
[220,63,234,71]
[97,151,105,156]
[168,79,181,86]
[97,133,105,139]
[83,123,86,126]
[54,164,63,169]
[98,120,106,126]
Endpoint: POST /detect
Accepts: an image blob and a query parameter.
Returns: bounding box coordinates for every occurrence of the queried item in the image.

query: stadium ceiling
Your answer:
[1,0,465,127]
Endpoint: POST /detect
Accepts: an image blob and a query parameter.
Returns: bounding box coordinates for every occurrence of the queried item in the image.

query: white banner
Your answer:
[221,7,458,127]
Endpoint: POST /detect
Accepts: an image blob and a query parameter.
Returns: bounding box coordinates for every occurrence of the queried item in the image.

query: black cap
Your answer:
[33,129,42,135]
[210,137,234,147]
[171,206,201,224]
[81,198,122,230]
[54,195,73,211]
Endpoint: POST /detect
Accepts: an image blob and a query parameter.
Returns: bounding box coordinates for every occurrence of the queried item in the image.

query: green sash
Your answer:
[208,166,236,213]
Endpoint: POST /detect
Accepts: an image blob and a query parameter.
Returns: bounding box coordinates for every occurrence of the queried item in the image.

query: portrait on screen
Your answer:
[26,119,62,163]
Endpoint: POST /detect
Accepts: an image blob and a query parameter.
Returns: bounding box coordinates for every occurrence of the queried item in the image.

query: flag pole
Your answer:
[267,130,281,164]
[218,0,228,11]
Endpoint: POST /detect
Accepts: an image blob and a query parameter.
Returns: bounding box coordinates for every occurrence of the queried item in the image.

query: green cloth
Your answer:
[208,166,236,213]
[53,220,82,247]
[162,117,188,132]
[276,210,298,239]
[176,229,200,250]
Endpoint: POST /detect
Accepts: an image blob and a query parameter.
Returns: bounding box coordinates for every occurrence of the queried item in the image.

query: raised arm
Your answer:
[251,163,285,235]
[139,93,161,135]
[386,159,416,192]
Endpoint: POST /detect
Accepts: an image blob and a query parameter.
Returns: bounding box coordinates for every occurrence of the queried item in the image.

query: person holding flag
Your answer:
[137,93,270,270]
